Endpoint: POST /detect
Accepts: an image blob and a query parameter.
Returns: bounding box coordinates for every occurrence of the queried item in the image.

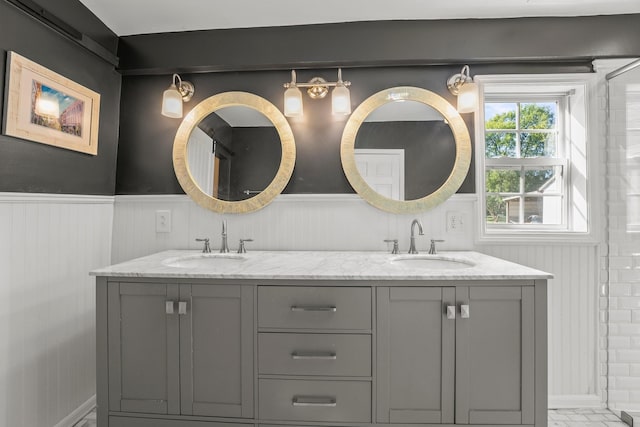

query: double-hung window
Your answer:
[484,97,566,227]
[476,75,596,241]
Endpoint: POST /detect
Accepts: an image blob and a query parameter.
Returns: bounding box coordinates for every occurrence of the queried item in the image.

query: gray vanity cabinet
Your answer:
[376,287,456,424]
[455,286,535,425]
[377,284,538,426]
[179,284,254,418]
[106,281,254,421]
[97,275,546,427]
[107,282,181,415]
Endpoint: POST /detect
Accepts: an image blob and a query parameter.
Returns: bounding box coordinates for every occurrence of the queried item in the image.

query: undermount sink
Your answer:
[163,253,246,268]
[390,255,474,270]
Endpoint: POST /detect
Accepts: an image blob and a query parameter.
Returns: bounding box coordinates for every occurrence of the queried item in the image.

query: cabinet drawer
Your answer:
[258,333,371,376]
[258,379,371,422]
[258,287,371,330]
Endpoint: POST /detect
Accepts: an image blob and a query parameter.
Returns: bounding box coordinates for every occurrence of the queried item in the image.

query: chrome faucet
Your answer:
[238,238,253,253]
[195,238,211,253]
[408,219,424,254]
[220,220,230,253]
[428,239,445,255]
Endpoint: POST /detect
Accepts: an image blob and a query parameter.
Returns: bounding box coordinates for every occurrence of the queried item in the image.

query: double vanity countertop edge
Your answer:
[91,250,553,281]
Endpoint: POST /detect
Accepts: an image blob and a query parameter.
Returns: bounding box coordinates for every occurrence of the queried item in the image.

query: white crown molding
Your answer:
[0,192,114,204]
[592,57,640,74]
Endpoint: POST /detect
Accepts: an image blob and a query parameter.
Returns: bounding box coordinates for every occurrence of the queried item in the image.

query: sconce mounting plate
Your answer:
[446,73,472,96]
[178,80,195,102]
[306,77,329,99]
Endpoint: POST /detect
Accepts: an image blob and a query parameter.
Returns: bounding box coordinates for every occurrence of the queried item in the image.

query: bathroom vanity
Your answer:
[92,250,551,427]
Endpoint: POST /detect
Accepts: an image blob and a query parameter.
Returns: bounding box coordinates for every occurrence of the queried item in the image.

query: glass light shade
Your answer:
[162,85,183,118]
[35,95,60,118]
[332,84,351,115]
[456,81,479,113]
[284,86,303,117]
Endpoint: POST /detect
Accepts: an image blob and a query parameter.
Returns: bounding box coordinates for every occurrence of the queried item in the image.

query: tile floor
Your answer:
[75,408,630,427]
[548,408,630,426]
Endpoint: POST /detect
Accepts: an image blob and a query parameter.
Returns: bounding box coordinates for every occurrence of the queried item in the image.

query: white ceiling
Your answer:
[78,0,640,36]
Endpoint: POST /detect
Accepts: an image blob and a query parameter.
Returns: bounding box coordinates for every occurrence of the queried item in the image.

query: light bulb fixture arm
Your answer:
[284,68,351,90]
[446,65,472,96]
[171,73,195,102]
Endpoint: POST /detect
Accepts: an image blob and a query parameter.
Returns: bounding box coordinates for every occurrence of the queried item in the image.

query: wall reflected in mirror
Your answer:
[354,100,456,201]
[186,106,282,201]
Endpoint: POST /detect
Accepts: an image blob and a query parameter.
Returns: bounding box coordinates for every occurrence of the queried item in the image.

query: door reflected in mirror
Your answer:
[354,101,456,201]
[186,106,282,201]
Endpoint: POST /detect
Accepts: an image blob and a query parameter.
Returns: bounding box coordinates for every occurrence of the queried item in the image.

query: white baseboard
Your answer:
[549,394,603,409]
[53,395,95,427]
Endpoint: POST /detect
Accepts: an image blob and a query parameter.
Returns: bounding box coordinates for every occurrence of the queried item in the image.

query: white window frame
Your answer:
[475,74,600,243]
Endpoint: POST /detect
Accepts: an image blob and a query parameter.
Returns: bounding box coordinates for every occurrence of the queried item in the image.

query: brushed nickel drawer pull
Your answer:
[291,351,337,360]
[292,396,337,407]
[290,305,337,312]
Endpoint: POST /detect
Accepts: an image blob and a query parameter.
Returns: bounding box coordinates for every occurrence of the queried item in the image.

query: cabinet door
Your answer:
[108,282,180,415]
[180,284,254,418]
[455,286,535,425]
[376,287,455,424]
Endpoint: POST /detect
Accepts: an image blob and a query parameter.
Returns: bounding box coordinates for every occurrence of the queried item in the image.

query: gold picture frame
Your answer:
[3,51,100,155]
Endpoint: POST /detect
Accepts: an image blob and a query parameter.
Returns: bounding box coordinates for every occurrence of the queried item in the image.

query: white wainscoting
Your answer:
[0,193,113,427]
[111,193,602,408]
[479,243,601,408]
[111,193,476,263]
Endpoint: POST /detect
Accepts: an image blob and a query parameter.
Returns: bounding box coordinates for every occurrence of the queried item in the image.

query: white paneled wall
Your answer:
[0,193,113,427]
[478,243,601,407]
[111,194,476,263]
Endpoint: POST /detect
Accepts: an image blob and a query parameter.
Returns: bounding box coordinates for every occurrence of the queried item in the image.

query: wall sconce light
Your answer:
[162,73,195,118]
[283,68,351,117]
[446,65,478,113]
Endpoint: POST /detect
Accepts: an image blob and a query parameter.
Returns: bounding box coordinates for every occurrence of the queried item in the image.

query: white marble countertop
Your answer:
[91,250,552,281]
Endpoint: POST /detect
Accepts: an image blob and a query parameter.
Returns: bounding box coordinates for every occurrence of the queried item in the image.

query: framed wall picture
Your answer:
[3,51,100,155]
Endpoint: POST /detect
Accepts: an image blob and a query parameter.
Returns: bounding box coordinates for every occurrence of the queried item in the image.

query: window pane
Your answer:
[524,196,562,225]
[485,103,517,129]
[524,167,560,192]
[486,168,520,193]
[485,132,517,158]
[485,194,509,224]
[504,196,521,224]
[519,102,556,130]
[520,132,557,157]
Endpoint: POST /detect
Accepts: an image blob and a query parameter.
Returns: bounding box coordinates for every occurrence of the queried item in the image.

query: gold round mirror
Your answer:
[340,86,471,214]
[173,92,296,214]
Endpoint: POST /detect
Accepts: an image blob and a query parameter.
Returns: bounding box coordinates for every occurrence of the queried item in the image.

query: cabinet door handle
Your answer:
[446,305,456,319]
[461,304,470,319]
[290,305,337,313]
[291,351,337,360]
[165,301,176,314]
[178,301,187,315]
[292,396,337,407]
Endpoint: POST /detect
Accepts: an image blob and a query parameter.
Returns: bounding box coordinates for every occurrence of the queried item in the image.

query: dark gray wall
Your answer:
[115,14,640,195]
[0,0,121,194]
[117,16,640,75]
[116,63,591,195]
